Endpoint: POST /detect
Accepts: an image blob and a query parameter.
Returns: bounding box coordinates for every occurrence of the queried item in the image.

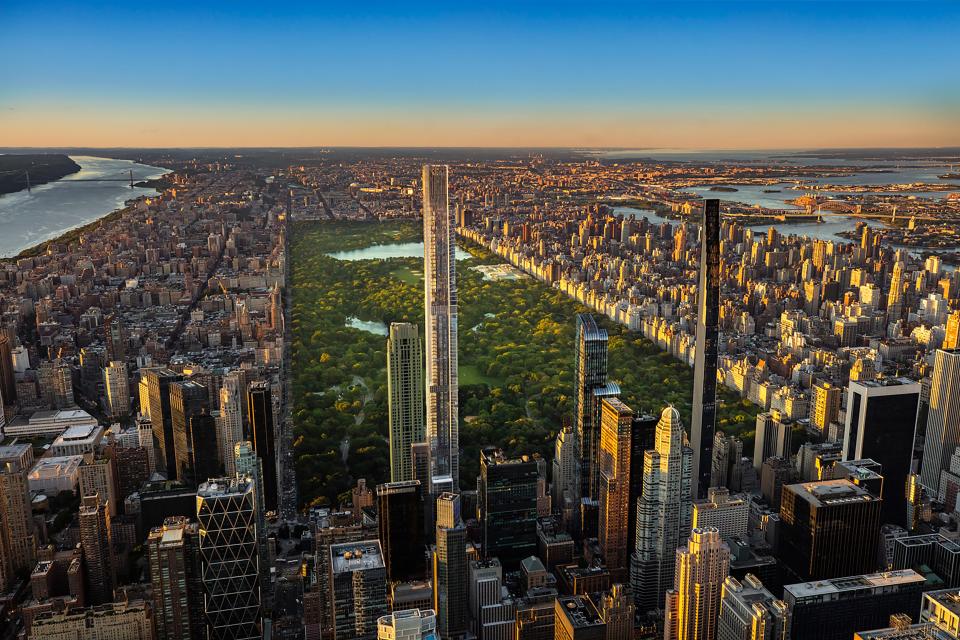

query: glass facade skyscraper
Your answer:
[197,477,262,640]
[423,164,459,490]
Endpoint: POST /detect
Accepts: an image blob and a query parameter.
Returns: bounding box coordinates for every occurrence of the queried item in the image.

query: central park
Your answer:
[290,220,762,507]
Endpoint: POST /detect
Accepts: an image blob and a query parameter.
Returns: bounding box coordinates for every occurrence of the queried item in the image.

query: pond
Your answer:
[345,316,389,336]
[326,242,469,261]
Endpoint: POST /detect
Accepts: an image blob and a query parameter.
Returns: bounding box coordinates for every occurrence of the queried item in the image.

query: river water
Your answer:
[0,156,167,258]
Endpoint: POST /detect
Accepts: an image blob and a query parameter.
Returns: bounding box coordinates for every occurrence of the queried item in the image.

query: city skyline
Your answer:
[1,2,958,148]
[2,1,960,634]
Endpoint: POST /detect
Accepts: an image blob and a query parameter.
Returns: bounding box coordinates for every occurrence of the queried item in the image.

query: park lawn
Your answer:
[290,220,762,507]
[459,363,503,387]
[390,264,423,286]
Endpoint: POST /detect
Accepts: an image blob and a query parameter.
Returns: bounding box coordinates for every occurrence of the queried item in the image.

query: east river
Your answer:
[0,156,167,258]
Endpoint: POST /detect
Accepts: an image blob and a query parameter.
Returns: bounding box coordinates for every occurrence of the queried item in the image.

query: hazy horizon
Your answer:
[2,1,958,149]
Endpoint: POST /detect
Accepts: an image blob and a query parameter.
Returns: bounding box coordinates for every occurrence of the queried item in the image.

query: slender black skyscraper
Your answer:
[574,314,608,502]
[691,199,720,499]
[247,381,278,513]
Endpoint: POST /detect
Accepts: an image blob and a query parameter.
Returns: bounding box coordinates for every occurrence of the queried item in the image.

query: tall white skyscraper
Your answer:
[219,371,245,476]
[423,164,459,490]
[665,527,730,640]
[920,349,960,493]
[630,406,693,615]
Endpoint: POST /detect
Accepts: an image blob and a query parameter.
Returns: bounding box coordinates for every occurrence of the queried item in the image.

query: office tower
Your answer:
[784,569,926,640]
[0,444,37,590]
[248,380,278,513]
[555,595,606,640]
[234,441,267,541]
[665,527,730,640]
[710,433,731,489]
[330,540,389,640]
[190,413,221,484]
[103,360,130,420]
[920,350,960,495]
[692,488,749,540]
[423,164,459,490]
[104,313,128,363]
[855,590,960,639]
[79,493,115,605]
[433,492,468,639]
[478,448,539,570]
[515,591,558,640]
[691,199,721,499]
[890,533,960,587]
[759,457,793,510]
[811,381,841,433]
[779,479,882,580]
[752,412,792,471]
[30,599,156,640]
[574,313,609,502]
[0,335,16,407]
[145,368,184,478]
[597,584,634,640]
[170,379,210,484]
[148,516,205,640]
[197,477,262,640]
[219,371,245,476]
[378,609,438,640]
[945,312,960,350]
[38,358,75,408]
[377,480,425,583]
[552,425,577,527]
[628,413,658,556]
[887,261,906,322]
[468,558,513,640]
[132,415,157,475]
[388,322,425,482]
[80,347,105,401]
[79,452,118,517]
[631,407,693,614]
[844,377,921,525]
[716,574,789,640]
[597,397,633,580]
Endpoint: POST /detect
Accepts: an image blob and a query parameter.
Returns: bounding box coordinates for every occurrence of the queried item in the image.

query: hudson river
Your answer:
[0,156,167,258]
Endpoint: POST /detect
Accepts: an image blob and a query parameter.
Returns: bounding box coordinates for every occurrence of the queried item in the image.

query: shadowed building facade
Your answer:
[691,199,720,498]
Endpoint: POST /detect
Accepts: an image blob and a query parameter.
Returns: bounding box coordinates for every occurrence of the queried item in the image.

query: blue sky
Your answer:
[1,1,957,147]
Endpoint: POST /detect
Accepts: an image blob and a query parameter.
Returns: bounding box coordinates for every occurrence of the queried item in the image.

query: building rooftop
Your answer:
[0,443,31,461]
[557,596,604,628]
[57,424,100,441]
[29,455,83,476]
[197,476,253,497]
[787,478,879,506]
[330,540,384,573]
[926,588,960,617]
[785,569,925,600]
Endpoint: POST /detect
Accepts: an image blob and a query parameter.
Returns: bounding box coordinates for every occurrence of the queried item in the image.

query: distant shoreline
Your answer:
[0,154,81,196]
[1,168,173,263]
